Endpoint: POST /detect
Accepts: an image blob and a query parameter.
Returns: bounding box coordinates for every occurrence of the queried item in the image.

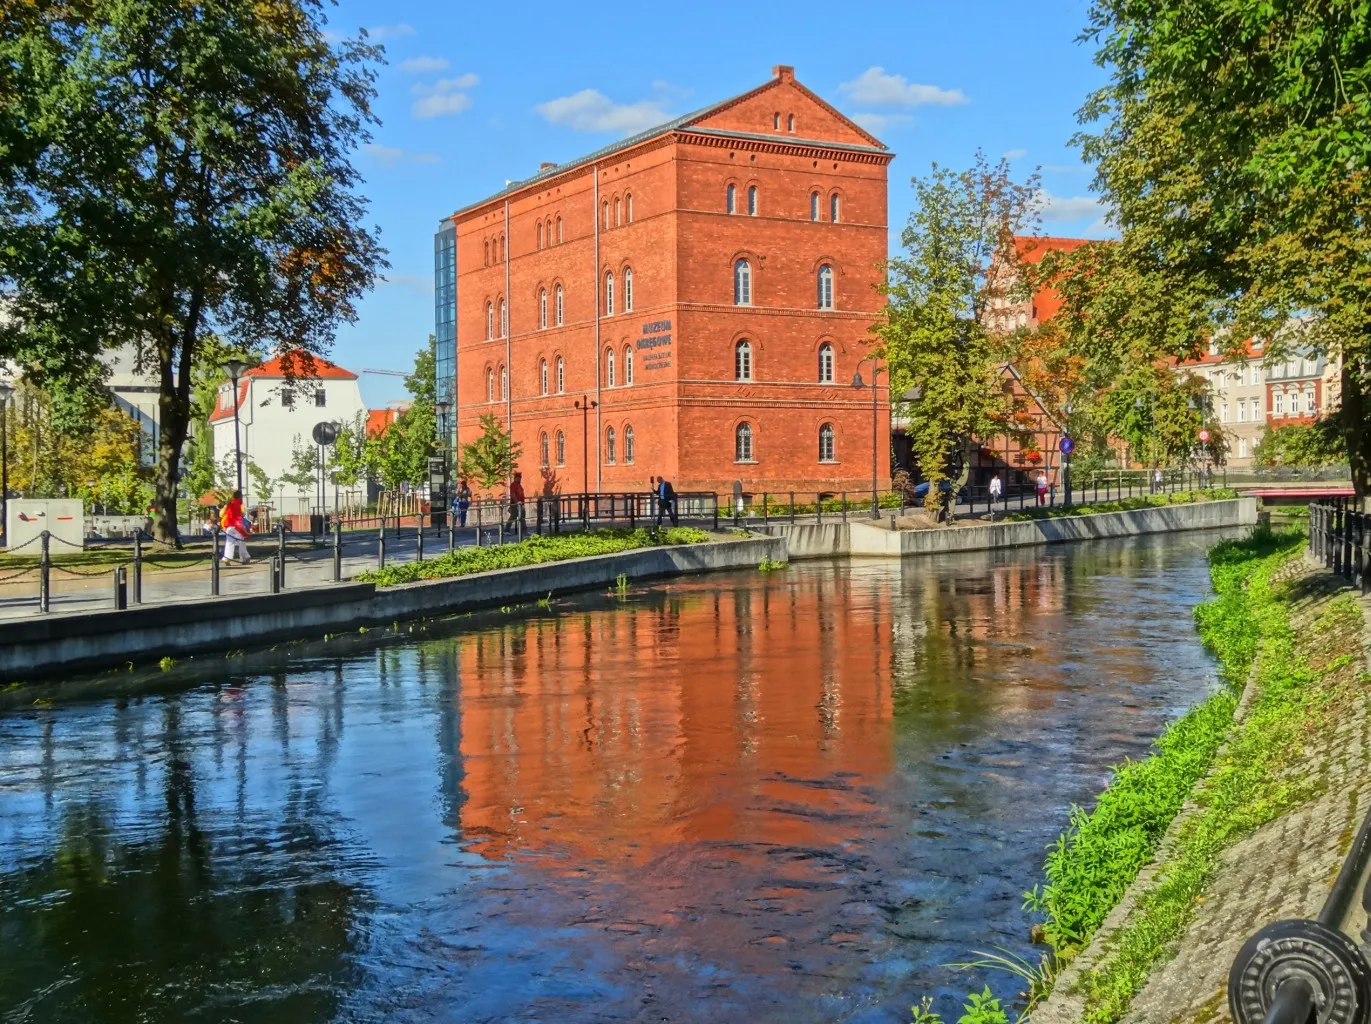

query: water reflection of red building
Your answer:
[456,576,896,863]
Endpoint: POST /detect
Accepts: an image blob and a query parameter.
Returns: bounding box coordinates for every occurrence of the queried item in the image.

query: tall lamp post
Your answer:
[437,399,452,520]
[0,380,11,546]
[851,358,884,519]
[224,359,249,496]
[574,397,598,495]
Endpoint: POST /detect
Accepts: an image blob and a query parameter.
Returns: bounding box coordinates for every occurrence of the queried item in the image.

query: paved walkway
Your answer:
[1033,556,1371,1024]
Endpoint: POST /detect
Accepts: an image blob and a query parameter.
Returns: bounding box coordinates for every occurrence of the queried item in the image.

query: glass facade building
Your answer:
[433,221,457,448]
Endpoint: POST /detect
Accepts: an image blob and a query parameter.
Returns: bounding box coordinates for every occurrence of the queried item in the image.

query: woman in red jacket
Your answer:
[220,490,252,564]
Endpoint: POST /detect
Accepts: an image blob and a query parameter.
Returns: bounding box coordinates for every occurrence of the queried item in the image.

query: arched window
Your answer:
[486,302,493,340]
[483,240,490,266]
[735,422,754,462]
[747,185,758,216]
[605,427,617,464]
[626,194,633,223]
[734,259,752,305]
[604,271,614,316]
[540,432,549,468]
[499,234,505,262]
[787,114,795,131]
[500,364,508,400]
[735,339,752,381]
[546,218,553,245]
[810,192,819,221]
[624,345,634,385]
[830,193,840,223]
[818,343,834,383]
[486,367,494,402]
[539,288,548,329]
[603,201,610,229]
[606,348,616,387]
[556,216,563,243]
[556,356,565,393]
[819,423,836,462]
[614,197,621,226]
[555,430,566,466]
[773,112,780,129]
[540,359,548,395]
[726,183,736,214]
[555,284,564,326]
[536,222,543,249]
[624,268,633,312]
[499,298,507,336]
[624,425,635,464]
[817,264,834,309]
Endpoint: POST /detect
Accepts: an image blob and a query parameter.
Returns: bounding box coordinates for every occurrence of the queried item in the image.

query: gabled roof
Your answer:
[451,67,889,219]
[208,355,357,422]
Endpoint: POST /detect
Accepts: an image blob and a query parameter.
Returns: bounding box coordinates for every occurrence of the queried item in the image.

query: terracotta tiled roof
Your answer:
[208,355,357,422]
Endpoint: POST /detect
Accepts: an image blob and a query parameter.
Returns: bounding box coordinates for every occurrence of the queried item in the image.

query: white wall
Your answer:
[211,375,368,512]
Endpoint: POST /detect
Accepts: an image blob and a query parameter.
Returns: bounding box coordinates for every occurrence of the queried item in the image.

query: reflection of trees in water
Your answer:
[0,697,369,1024]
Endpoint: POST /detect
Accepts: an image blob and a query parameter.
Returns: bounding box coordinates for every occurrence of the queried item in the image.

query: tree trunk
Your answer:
[1340,358,1371,502]
[153,395,190,545]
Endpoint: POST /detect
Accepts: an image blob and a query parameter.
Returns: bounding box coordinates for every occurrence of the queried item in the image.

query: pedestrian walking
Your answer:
[1035,472,1049,507]
[220,490,253,564]
[655,474,678,527]
[455,478,472,527]
[1153,467,1164,493]
[988,474,1003,518]
[505,472,526,532]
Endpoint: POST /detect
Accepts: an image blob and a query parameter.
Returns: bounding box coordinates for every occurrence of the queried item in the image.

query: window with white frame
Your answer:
[818,343,834,383]
[735,340,752,381]
[817,264,834,309]
[605,348,615,387]
[1305,386,1316,413]
[830,193,840,223]
[486,302,493,340]
[605,427,616,464]
[818,423,835,462]
[726,184,736,214]
[555,430,565,466]
[1220,402,1229,423]
[810,192,819,221]
[539,289,547,329]
[624,268,633,312]
[540,432,549,468]
[624,425,635,464]
[556,357,565,393]
[1239,437,1248,458]
[614,198,621,227]
[734,260,752,305]
[604,271,614,316]
[735,422,754,461]
[1304,356,1318,377]
[747,185,758,216]
[540,359,548,396]
[624,345,634,385]
[1275,390,1284,415]
[626,194,633,223]
[486,367,494,402]
[536,222,543,249]
[314,388,326,408]
[555,285,564,326]
[1238,400,1246,422]
[499,299,507,337]
[500,364,507,400]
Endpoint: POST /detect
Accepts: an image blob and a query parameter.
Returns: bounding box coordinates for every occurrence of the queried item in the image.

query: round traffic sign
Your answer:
[1059,436,1075,455]
[1198,429,1211,442]
[312,420,339,446]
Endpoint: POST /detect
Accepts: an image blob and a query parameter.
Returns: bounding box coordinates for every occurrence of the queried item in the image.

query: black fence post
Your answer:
[268,555,280,594]
[448,516,455,552]
[333,521,343,582]
[417,525,425,562]
[132,530,143,604]
[842,492,847,522]
[712,495,719,531]
[276,523,287,588]
[210,527,220,596]
[377,520,387,569]
[112,565,127,610]
[38,529,51,613]
[789,492,795,524]
[816,494,823,525]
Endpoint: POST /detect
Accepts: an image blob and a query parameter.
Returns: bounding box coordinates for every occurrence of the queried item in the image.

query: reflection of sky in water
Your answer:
[0,531,1230,1023]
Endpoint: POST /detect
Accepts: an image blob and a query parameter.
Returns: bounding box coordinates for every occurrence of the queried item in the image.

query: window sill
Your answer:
[818,459,839,465]
[735,459,758,465]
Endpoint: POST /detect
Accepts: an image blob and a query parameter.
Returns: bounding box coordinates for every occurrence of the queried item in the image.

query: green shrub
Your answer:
[356,527,709,587]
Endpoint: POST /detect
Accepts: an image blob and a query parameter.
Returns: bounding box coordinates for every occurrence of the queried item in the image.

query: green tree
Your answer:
[1253,420,1346,468]
[459,414,522,492]
[875,153,1040,512]
[362,342,440,489]
[1050,0,1371,493]
[0,0,386,542]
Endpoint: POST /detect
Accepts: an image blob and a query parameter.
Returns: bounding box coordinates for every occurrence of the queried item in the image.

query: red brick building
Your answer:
[438,66,893,498]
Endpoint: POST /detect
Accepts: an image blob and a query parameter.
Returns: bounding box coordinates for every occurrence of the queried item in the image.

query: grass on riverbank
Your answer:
[355,526,711,587]
[1000,488,1240,522]
[1020,527,1366,1023]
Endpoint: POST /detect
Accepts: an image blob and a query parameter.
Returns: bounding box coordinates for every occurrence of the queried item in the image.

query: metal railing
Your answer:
[1309,500,1369,592]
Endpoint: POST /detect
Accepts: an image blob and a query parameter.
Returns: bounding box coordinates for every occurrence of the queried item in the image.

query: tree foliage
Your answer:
[1044,0,1371,490]
[1253,420,1347,468]
[0,0,386,540]
[875,152,1040,510]
[459,414,521,492]
[361,341,437,490]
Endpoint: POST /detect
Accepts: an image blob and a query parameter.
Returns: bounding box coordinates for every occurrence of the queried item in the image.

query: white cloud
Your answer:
[1003,148,1028,160]
[851,112,912,134]
[1040,192,1106,223]
[398,56,449,73]
[364,143,441,165]
[411,74,479,95]
[367,23,415,41]
[838,67,967,107]
[536,89,671,135]
[412,93,471,119]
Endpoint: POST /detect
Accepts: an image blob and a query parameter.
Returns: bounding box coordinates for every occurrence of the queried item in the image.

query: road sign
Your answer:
[1198,429,1211,442]
[312,421,338,446]
[1059,436,1075,455]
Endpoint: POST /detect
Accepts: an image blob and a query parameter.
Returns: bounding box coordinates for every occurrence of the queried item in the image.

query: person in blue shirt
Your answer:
[654,475,678,527]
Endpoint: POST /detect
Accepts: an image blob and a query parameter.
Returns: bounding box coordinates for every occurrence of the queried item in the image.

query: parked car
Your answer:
[911,479,954,507]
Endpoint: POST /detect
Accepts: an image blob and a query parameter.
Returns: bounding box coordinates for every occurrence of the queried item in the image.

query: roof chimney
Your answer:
[772,65,795,82]
[539,161,557,172]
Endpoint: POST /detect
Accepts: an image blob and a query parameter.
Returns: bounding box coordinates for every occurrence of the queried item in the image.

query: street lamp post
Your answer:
[0,380,11,547]
[851,358,884,519]
[574,397,598,496]
[437,399,452,523]
[224,359,249,497]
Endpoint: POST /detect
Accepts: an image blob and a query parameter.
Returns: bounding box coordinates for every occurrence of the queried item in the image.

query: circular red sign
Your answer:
[1198,429,1211,442]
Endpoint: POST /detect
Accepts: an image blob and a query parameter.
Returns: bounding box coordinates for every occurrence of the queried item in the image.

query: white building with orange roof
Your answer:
[208,355,369,512]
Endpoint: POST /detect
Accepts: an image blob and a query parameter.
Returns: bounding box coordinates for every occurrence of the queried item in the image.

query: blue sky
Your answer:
[329,0,1112,407]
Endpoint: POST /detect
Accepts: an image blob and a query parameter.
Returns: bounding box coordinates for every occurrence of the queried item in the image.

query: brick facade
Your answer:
[440,66,892,499]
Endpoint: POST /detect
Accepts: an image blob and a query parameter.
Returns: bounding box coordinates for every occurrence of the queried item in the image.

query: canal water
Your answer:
[0,532,1231,1023]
